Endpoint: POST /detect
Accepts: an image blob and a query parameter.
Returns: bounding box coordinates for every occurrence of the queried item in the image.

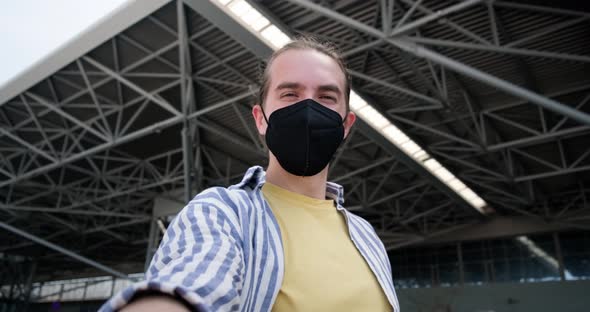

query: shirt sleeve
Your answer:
[348,212,400,312]
[99,191,245,312]
[370,225,400,312]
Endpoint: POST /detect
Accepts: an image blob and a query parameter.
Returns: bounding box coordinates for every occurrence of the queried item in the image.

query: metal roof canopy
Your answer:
[0,0,588,280]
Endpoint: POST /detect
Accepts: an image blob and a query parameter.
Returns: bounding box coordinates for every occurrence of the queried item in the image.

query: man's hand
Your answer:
[110,197,244,311]
[119,295,190,312]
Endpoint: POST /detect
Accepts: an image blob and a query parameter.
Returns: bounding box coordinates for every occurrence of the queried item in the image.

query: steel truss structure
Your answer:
[0,254,35,311]
[0,0,589,281]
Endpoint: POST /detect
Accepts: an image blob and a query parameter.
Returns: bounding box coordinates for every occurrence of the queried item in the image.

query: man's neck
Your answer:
[265,159,328,200]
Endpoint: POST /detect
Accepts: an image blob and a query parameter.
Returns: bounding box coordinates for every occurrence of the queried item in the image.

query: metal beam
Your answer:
[397,0,491,44]
[369,181,427,207]
[0,115,181,188]
[355,118,482,215]
[0,0,170,105]
[411,216,575,246]
[332,157,394,183]
[487,126,589,151]
[506,16,588,48]
[0,220,131,280]
[84,218,150,234]
[178,0,195,203]
[0,89,254,188]
[349,70,441,105]
[409,37,590,63]
[197,81,264,151]
[76,59,113,137]
[0,204,148,218]
[82,56,182,118]
[54,175,184,212]
[401,200,453,225]
[0,128,57,163]
[183,0,273,59]
[514,165,590,182]
[389,114,481,148]
[25,92,110,142]
[197,117,265,157]
[494,1,590,18]
[392,39,590,126]
[386,222,477,250]
[389,0,484,38]
[1,73,175,161]
[285,0,590,126]
[7,148,172,210]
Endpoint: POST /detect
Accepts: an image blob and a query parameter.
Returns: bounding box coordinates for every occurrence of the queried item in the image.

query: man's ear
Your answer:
[252,104,267,136]
[343,111,356,139]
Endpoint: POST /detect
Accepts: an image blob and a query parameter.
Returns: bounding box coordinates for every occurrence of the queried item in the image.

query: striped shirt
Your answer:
[100,166,400,312]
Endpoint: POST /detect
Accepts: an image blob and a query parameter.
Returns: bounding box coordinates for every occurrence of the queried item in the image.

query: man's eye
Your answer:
[320,95,336,102]
[282,93,297,98]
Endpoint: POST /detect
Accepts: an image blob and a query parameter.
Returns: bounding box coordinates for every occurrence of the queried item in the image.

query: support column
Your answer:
[181,127,193,203]
[178,0,201,200]
[22,260,36,312]
[457,242,465,286]
[57,284,64,302]
[109,276,116,298]
[179,0,193,203]
[144,216,158,272]
[553,232,566,281]
[81,281,88,301]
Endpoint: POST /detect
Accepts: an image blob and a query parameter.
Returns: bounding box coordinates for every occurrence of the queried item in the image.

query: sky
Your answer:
[0,0,130,88]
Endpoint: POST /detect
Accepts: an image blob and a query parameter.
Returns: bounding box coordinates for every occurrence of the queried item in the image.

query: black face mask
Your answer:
[262,99,346,176]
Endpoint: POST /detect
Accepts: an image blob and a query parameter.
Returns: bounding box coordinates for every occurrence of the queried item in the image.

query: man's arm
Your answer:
[100,191,245,312]
[120,294,189,312]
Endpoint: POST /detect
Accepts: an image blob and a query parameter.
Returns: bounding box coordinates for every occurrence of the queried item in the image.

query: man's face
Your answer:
[253,49,355,137]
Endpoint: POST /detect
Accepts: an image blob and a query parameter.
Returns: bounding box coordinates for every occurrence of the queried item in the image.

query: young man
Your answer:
[100,37,399,312]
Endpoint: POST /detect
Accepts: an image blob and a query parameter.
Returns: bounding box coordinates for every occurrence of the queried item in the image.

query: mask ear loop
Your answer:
[331,110,351,170]
[342,110,351,140]
[259,104,270,125]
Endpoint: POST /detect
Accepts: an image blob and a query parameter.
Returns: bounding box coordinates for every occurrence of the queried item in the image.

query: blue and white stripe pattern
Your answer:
[100,166,399,312]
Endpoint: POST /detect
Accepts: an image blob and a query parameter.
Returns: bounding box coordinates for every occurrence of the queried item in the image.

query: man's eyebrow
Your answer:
[275,82,342,95]
[318,84,342,94]
[275,82,302,90]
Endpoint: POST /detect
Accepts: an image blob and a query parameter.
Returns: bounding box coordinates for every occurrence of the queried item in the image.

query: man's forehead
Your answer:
[268,49,346,89]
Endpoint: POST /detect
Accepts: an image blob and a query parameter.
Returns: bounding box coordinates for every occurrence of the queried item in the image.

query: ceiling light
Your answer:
[358,105,389,129]
[381,125,410,146]
[433,167,454,182]
[423,158,442,172]
[469,197,486,210]
[228,0,251,17]
[516,235,573,279]
[413,149,429,162]
[400,140,421,156]
[448,178,467,192]
[349,91,368,110]
[459,188,478,200]
[250,16,270,31]
[241,7,262,25]
[260,25,291,48]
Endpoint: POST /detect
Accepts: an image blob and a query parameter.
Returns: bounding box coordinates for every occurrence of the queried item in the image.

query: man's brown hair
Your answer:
[257,35,351,112]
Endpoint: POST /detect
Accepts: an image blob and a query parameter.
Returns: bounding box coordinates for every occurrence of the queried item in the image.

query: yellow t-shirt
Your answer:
[262,182,391,312]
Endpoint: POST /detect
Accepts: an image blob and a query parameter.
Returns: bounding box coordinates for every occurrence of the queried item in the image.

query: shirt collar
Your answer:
[234,166,345,206]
